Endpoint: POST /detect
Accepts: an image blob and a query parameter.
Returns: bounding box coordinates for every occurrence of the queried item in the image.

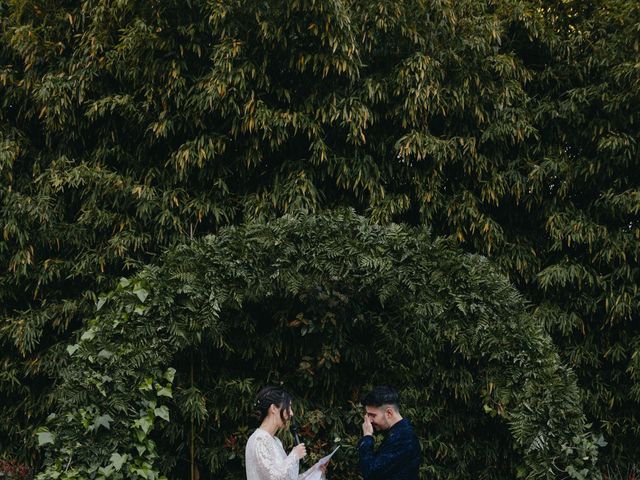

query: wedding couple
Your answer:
[245,385,421,480]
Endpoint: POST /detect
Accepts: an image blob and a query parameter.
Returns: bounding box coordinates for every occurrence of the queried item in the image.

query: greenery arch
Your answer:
[37,210,601,480]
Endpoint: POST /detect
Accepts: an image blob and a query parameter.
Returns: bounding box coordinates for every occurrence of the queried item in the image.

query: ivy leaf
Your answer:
[164,368,176,383]
[98,465,113,477]
[133,286,149,303]
[139,378,153,391]
[96,296,107,311]
[137,417,152,434]
[66,344,79,356]
[154,406,170,422]
[110,452,128,471]
[80,328,96,341]
[37,431,54,446]
[157,387,172,398]
[94,414,113,431]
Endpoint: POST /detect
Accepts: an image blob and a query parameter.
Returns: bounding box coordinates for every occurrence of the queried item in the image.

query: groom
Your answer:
[357,386,421,480]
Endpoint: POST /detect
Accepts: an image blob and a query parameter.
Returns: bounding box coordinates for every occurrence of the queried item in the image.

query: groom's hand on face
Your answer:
[362,415,374,437]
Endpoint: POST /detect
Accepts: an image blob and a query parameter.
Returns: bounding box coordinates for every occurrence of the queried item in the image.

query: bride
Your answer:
[245,386,327,480]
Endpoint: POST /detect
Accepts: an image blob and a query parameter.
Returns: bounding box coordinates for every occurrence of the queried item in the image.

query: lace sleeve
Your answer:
[254,435,300,480]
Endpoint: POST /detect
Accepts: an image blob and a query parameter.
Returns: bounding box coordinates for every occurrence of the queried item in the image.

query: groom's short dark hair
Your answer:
[361,386,400,411]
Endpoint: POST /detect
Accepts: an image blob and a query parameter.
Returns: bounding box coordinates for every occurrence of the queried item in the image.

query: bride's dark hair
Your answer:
[254,386,293,423]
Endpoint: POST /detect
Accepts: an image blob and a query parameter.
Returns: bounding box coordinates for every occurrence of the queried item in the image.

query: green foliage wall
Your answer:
[37,211,600,479]
[1,0,638,471]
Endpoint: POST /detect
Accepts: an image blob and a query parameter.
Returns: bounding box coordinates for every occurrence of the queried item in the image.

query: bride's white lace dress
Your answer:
[245,428,319,480]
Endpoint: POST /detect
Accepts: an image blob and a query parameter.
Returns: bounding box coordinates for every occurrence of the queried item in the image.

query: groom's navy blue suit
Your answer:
[357,418,421,480]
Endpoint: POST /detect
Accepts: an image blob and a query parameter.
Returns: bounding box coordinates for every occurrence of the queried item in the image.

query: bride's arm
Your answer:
[254,435,300,480]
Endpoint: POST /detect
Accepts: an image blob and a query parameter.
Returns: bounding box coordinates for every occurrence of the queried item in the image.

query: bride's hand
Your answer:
[292,443,307,460]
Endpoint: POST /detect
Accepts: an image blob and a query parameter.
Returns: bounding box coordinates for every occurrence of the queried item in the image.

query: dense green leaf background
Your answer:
[1,0,638,475]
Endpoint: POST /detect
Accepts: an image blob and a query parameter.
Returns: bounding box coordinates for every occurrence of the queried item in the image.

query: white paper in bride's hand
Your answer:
[316,446,340,468]
[304,446,340,480]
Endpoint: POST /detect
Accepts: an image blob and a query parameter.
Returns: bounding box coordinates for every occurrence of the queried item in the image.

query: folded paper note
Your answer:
[304,446,340,480]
